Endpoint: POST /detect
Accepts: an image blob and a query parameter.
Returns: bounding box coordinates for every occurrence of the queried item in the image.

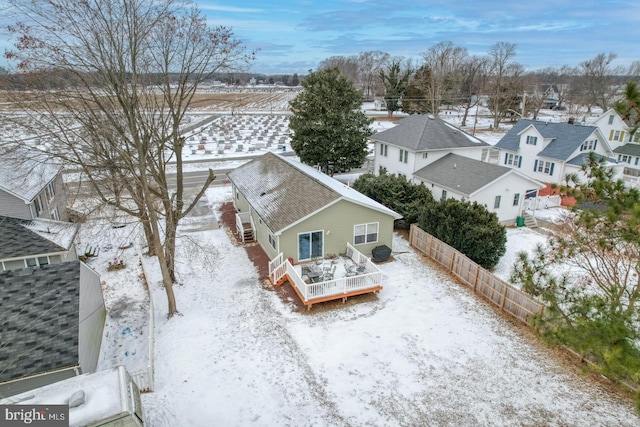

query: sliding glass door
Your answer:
[298,231,323,261]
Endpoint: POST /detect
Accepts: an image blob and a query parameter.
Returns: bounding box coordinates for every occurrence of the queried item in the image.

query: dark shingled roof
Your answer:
[413,153,514,195]
[566,153,616,166]
[0,261,81,382]
[371,114,489,151]
[614,144,640,156]
[495,120,600,161]
[227,152,400,233]
[0,216,67,260]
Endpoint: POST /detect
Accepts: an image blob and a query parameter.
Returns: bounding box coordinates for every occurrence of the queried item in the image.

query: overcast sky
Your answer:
[198,0,640,75]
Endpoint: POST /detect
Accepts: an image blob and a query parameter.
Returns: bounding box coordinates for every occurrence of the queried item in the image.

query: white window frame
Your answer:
[380,143,388,157]
[354,222,379,245]
[526,135,537,145]
[513,193,520,206]
[268,234,276,249]
[45,182,55,203]
[494,195,501,209]
[505,153,521,166]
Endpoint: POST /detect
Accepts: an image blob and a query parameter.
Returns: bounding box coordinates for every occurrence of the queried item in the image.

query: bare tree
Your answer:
[420,41,468,114]
[357,51,390,100]
[317,55,359,85]
[576,52,624,111]
[456,56,489,127]
[4,0,253,317]
[487,42,518,129]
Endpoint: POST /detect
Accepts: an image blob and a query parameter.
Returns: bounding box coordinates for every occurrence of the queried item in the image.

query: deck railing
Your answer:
[235,212,253,242]
[269,244,382,303]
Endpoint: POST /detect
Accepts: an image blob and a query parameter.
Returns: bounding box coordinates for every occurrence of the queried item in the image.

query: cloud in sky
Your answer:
[199,0,640,75]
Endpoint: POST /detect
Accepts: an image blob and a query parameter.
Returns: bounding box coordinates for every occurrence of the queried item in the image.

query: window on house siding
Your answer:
[422,152,428,159]
[379,143,388,157]
[494,195,501,209]
[51,207,60,221]
[534,160,555,176]
[268,234,276,249]
[580,140,597,151]
[614,131,621,141]
[608,115,614,125]
[513,193,520,206]
[33,196,42,216]
[354,222,378,245]
[37,256,49,266]
[26,258,37,267]
[45,182,55,202]
[526,136,537,145]
[504,153,521,167]
[399,149,408,163]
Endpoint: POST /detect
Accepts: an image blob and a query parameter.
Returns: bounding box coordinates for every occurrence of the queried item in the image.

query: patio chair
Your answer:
[323,264,337,281]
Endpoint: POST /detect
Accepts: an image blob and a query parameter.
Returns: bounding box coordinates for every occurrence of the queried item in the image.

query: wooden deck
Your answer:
[269,243,383,310]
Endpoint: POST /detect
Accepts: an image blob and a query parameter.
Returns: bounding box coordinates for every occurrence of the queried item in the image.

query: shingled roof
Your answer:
[0,261,81,383]
[0,216,77,260]
[0,149,62,202]
[370,114,488,151]
[495,120,601,161]
[227,152,401,233]
[414,153,518,195]
[614,144,640,156]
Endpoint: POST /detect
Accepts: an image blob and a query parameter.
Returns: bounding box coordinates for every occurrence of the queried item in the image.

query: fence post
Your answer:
[473,265,480,292]
[449,250,456,272]
[500,283,508,310]
[409,224,415,246]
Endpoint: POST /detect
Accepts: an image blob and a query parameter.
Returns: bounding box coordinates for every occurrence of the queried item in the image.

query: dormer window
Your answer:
[526,136,537,145]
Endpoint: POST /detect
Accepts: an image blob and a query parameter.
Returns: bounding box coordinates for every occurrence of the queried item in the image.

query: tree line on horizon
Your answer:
[314,44,640,129]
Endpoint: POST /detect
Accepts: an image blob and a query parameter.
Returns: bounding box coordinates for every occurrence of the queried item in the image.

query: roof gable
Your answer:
[0,262,81,382]
[227,153,400,232]
[371,114,488,151]
[0,216,74,260]
[496,119,601,160]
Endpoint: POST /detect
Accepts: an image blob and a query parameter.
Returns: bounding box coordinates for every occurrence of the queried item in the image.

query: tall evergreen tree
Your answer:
[512,153,640,395]
[289,68,372,175]
[379,58,413,117]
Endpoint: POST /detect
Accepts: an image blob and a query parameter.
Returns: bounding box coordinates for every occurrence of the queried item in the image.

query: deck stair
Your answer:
[522,211,538,228]
[243,226,255,243]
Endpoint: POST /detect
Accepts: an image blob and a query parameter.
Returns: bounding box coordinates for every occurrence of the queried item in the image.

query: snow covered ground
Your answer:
[75,185,636,426]
[59,104,638,425]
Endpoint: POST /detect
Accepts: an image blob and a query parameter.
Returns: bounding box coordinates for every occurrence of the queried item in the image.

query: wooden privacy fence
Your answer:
[409,224,543,325]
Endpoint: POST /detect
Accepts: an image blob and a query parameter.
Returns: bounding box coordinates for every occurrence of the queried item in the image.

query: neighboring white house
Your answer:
[413,153,545,224]
[593,109,640,187]
[371,114,489,181]
[370,114,545,224]
[494,119,619,186]
[593,108,639,149]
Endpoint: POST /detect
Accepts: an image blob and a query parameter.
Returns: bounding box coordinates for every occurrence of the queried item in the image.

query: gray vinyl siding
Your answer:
[278,200,395,263]
[78,263,106,374]
[0,173,68,221]
[0,189,32,219]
